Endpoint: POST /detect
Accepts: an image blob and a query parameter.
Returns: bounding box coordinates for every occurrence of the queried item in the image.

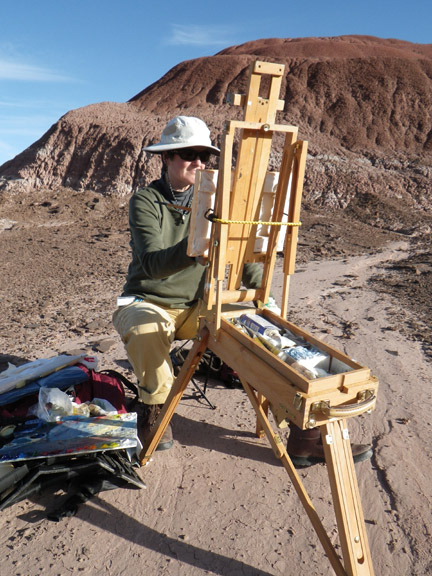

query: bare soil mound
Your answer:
[0,36,430,209]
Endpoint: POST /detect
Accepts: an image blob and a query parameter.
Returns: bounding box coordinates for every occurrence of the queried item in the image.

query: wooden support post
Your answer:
[281,139,308,318]
[259,131,298,306]
[322,420,375,575]
[255,392,268,439]
[241,379,347,576]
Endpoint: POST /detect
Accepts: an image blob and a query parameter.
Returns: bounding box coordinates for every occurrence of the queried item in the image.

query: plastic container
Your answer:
[239,314,282,346]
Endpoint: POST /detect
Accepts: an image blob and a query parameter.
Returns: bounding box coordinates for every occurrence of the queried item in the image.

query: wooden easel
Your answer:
[140,61,378,576]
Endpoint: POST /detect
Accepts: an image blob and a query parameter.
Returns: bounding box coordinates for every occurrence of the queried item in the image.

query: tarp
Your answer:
[0,365,89,407]
[0,354,97,395]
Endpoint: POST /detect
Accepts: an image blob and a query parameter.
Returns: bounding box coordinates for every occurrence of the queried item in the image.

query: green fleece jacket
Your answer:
[122,178,263,308]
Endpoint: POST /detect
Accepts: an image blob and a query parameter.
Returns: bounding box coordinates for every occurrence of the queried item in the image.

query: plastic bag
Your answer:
[31,387,74,421]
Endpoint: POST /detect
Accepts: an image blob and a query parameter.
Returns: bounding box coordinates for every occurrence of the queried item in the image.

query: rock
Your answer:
[93,339,117,353]
[0,219,16,231]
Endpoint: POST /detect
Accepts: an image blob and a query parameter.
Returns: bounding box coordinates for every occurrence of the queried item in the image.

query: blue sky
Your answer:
[0,0,430,166]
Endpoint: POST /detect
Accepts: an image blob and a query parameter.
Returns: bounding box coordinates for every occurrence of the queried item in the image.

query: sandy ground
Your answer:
[1,188,431,575]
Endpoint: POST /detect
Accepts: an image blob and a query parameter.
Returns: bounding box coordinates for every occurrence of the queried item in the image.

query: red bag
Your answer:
[0,366,139,425]
[73,367,138,414]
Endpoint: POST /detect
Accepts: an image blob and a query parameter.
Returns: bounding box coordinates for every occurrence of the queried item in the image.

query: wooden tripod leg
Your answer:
[139,330,210,466]
[255,392,268,438]
[241,379,347,576]
[321,420,374,576]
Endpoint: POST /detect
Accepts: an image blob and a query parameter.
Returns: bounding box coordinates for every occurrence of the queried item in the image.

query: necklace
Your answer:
[166,175,193,223]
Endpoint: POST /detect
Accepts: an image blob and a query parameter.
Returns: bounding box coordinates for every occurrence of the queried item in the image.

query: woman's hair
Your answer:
[161,151,175,175]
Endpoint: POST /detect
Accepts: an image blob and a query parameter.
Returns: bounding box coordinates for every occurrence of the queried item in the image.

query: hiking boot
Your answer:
[137,403,173,451]
[287,423,372,468]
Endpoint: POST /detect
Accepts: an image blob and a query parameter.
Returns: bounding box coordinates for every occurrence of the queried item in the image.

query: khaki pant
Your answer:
[112,299,202,405]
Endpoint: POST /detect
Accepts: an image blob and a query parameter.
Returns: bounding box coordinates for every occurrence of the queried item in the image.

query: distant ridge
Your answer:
[0,35,430,235]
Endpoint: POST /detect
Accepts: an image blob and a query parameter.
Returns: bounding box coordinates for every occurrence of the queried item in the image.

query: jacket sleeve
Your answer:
[242,262,263,289]
[129,190,195,280]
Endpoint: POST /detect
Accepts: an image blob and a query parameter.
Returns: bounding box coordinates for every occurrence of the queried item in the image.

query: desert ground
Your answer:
[1,186,431,575]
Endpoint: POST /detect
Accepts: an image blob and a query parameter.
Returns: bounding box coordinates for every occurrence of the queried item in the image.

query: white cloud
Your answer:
[0,99,36,108]
[166,24,236,47]
[0,98,65,111]
[0,57,75,82]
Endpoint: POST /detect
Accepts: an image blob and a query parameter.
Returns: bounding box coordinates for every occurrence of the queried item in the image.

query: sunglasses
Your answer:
[175,149,211,163]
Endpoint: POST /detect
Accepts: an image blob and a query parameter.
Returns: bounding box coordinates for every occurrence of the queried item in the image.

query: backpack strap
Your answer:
[98,369,139,401]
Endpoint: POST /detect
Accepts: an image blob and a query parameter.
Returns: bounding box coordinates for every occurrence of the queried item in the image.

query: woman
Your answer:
[113,116,262,450]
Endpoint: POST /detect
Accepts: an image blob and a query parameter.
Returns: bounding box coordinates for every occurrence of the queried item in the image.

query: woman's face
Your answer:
[164,147,209,191]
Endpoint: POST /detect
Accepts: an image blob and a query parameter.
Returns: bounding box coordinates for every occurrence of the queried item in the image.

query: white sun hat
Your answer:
[143,116,220,155]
